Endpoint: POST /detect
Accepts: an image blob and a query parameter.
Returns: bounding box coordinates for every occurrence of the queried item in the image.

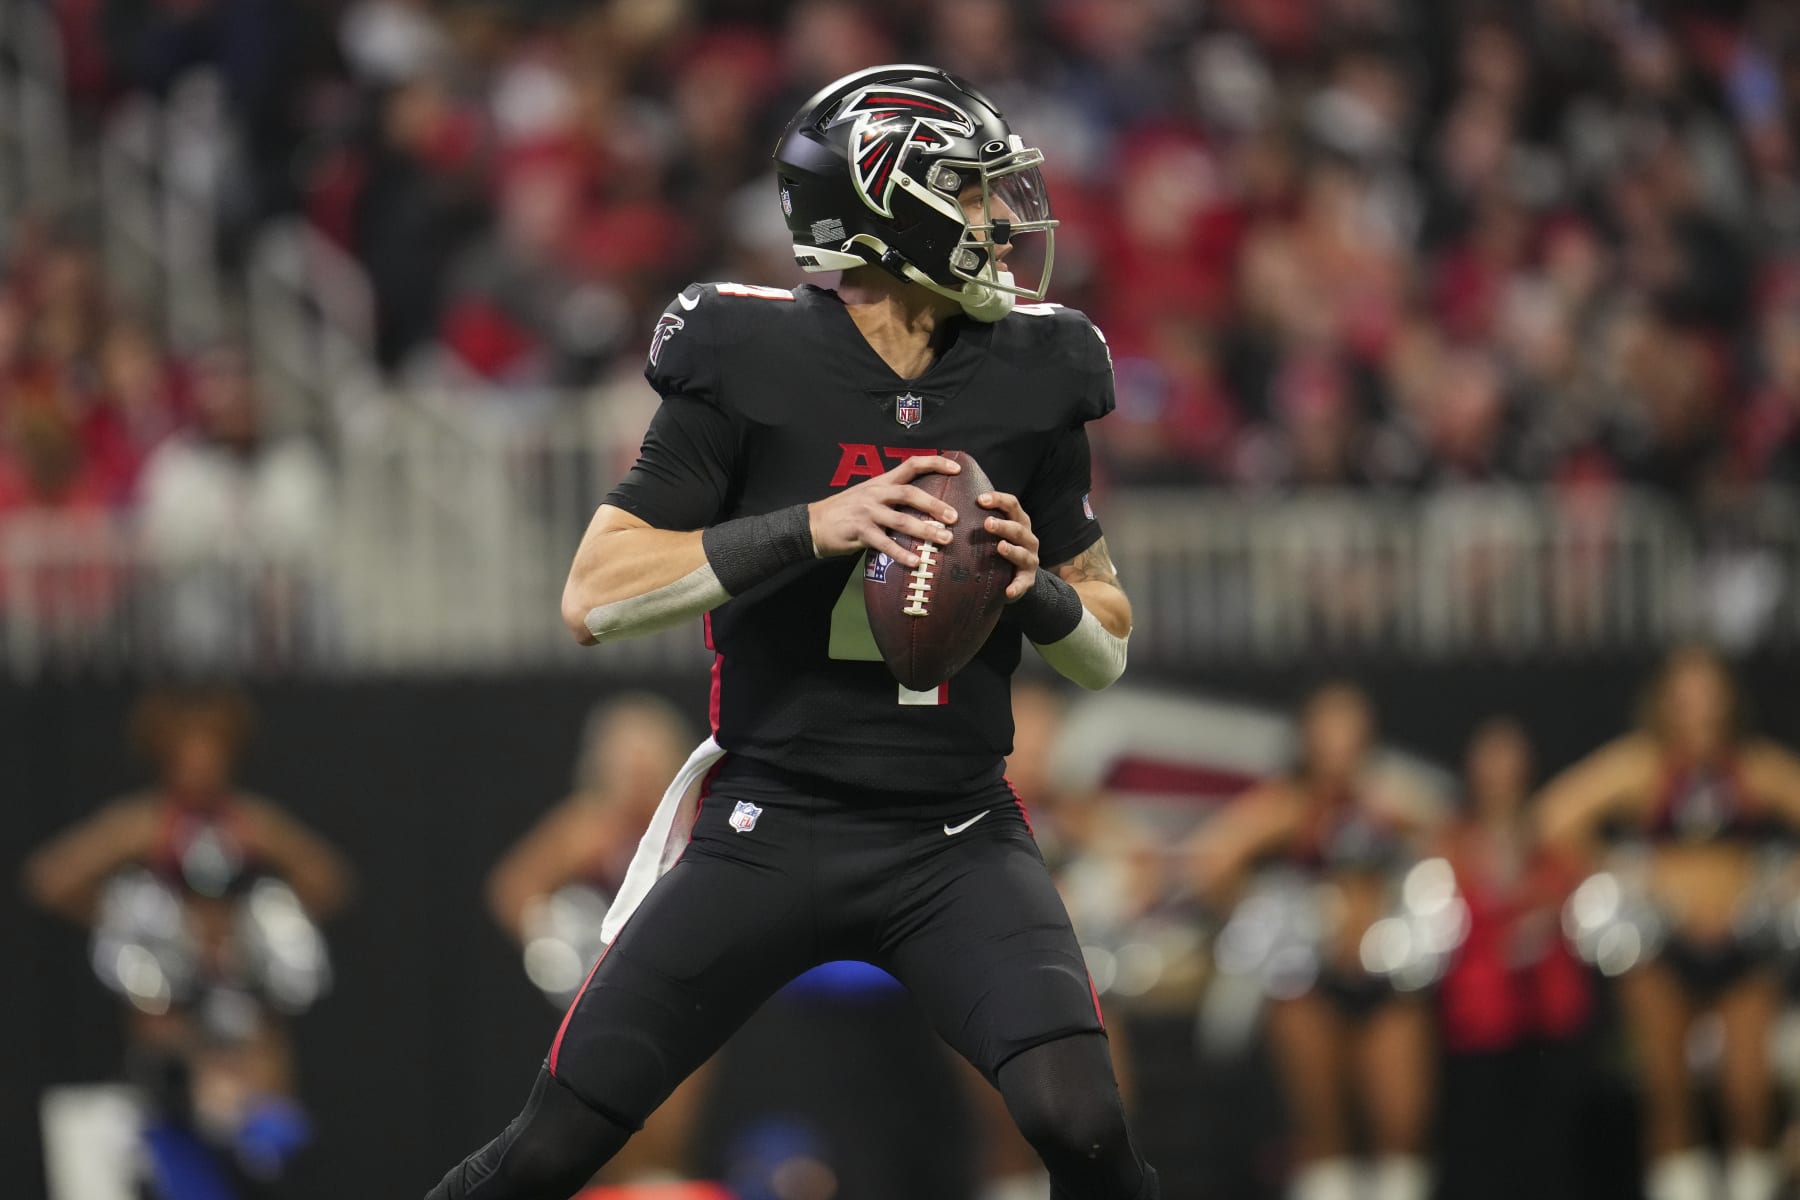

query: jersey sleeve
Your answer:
[1024,313,1113,566]
[1077,316,1116,422]
[603,395,742,529]
[603,287,743,529]
[1023,425,1103,568]
[641,284,715,400]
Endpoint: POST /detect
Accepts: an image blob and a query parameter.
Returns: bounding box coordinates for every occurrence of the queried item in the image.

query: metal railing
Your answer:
[1105,486,1800,658]
[76,54,379,432]
[246,218,380,434]
[3,397,1798,678]
[0,0,71,228]
[96,73,229,350]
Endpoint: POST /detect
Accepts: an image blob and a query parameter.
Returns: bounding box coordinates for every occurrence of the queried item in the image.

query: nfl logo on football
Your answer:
[728,800,763,833]
[865,551,893,583]
[895,392,923,428]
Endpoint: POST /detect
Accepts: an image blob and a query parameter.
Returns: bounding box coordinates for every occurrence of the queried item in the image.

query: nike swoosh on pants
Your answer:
[943,810,989,836]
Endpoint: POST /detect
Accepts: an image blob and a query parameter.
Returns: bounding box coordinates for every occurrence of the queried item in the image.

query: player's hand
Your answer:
[807,455,960,568]
[978,490,1040,601]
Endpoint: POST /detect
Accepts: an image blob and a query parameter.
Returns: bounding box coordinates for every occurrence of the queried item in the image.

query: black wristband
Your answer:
[702,503,815,596]
[1010,568,1084,644]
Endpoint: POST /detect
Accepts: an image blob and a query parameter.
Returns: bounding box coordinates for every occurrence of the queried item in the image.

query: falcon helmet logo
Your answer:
[831,87,977,219]
[647,312,684,367]
[895,392,923,428]
[728,800,763,833]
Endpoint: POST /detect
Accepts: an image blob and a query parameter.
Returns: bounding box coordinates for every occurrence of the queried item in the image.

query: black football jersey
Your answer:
[604,282,1114,794]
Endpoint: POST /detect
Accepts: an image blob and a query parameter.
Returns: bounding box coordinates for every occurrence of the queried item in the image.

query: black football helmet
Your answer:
[773,64,1056,322]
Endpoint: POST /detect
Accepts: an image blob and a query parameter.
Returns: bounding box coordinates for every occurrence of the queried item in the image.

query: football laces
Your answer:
[902,522,942,617]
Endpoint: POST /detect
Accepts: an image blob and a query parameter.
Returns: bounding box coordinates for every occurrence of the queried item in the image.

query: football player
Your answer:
[427,64,1153,1200]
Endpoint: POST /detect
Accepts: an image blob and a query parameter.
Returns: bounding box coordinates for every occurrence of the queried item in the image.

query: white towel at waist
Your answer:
[598,736,725,945]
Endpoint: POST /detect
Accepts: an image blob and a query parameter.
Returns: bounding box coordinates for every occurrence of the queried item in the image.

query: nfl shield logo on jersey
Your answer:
[728,800,763,833]
[895,392,923,428]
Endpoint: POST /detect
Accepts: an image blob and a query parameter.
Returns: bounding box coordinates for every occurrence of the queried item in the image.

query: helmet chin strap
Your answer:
[957,267,1016,322]
[889,253,1017,323]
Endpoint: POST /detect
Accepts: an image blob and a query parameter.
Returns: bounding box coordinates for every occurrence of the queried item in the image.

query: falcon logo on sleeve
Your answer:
[647,312,685,367]
[829,87,977,219]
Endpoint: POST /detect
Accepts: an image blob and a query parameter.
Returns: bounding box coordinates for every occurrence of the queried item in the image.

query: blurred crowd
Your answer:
[3,0,1800,669]
[14,0,1800,500]
[0,221,331,667]
[0,204,330,508]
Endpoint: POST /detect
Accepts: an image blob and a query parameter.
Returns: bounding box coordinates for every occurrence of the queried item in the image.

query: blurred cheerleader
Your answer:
[1538,646,1800,1200]
[1190,682,1443,1200]
[23,686,352,1194]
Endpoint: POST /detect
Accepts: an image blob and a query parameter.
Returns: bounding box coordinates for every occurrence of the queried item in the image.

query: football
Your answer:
[863,450,1011,691]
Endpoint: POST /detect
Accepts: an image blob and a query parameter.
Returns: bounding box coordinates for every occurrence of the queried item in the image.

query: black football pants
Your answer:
[425,754,1157,1198]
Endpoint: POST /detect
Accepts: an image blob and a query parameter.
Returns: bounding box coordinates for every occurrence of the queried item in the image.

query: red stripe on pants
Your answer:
[548,758,726,1076]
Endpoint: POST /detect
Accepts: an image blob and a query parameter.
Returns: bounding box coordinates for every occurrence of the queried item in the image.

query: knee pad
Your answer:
[425,1068,633,1200]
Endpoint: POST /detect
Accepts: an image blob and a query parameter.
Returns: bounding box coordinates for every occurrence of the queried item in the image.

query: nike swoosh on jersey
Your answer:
[677,290,701,310]
[943,810,990,836]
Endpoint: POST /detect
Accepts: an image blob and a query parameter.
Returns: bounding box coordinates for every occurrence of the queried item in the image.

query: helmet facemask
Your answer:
[927,143,1057,321]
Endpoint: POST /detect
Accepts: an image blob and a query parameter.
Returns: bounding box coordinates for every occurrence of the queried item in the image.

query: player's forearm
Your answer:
[1011,575,1129,690]
[1009,539,1131,690]
[561,517,715,645]
[562,503,816,645]
[1074,580,1132,638]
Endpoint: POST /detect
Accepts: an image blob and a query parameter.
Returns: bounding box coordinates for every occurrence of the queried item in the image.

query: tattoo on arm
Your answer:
[1055,537,1123,591]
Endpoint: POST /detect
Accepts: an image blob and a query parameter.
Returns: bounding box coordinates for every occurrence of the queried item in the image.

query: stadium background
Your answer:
[5,0,1800,1197]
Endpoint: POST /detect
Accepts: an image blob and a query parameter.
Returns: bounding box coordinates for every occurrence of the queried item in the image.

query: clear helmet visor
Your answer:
[936,147,1057,303]
[986,153,1054,225]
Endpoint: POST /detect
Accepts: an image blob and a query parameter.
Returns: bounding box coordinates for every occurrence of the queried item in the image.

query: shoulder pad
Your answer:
[1002,303,1115,423]
[642,282,797,401]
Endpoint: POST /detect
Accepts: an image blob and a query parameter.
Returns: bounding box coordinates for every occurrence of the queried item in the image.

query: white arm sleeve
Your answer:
[1032,607,1129,690]
[583,563,730,644]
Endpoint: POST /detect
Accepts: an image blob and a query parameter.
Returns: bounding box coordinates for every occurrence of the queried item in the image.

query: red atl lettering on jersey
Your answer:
[829,443,940,487]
